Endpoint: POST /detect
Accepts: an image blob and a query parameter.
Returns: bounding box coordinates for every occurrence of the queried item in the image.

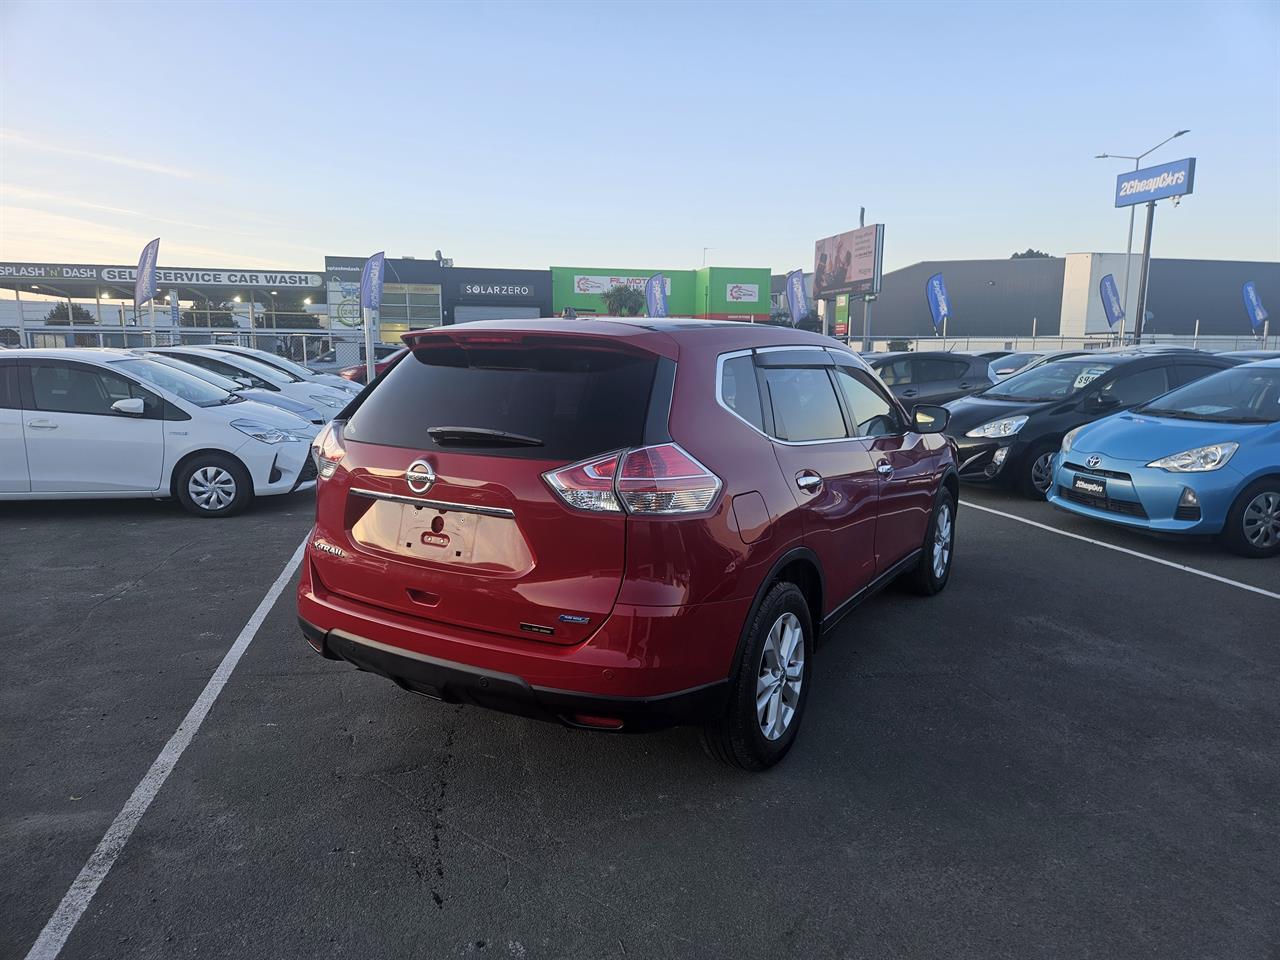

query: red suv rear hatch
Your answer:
[310,328,669,646]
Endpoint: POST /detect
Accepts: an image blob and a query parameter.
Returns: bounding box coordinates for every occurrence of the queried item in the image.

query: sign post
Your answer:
[359,252,386,382]
[1113,158,1196,344]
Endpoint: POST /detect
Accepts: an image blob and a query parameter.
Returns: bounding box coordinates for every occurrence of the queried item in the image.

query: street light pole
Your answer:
[1095,129,1189,342]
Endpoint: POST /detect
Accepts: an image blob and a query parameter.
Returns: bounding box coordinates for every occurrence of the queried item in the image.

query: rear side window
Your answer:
[0,363,18,409]
[913,358,968,382]
[344,342,658,461]
[1099,365,1170,405]
[719,354,764,431]
[760,367,847,442]
[876,358,912,385]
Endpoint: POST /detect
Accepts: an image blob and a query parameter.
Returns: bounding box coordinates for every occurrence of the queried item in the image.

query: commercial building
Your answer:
[550,266,771,321]
[796,254,1280,343]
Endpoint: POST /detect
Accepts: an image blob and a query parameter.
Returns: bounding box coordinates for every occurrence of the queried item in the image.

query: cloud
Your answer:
[0,206,306,268]
[0,129,199,179]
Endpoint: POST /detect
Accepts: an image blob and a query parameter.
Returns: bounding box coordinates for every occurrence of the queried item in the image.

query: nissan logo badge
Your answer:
[406,459,436,494]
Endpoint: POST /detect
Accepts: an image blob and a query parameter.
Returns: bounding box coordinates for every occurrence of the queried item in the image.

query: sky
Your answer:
[1,0,1277,274]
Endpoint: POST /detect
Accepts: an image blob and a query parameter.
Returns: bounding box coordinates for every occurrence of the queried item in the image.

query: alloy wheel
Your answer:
[933,502,953,579]
[188,466,238,511]
[1031,452,1055,493]
[755,612,804,741]
[1242,491,1280,549]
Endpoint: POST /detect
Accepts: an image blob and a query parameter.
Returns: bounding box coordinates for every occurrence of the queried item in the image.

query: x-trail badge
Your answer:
[406,459,436,494]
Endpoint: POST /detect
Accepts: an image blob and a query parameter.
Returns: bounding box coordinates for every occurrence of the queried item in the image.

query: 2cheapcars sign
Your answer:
[1115,158,1196,207]
[0,262,322,288]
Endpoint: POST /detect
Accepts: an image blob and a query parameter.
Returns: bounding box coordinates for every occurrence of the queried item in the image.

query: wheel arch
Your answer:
[736,547,824,660]
[169,447,252,499]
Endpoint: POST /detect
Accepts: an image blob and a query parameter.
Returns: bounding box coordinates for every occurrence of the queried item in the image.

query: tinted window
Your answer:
[992,352,1038,374]
[761,367,847,442]
[0,363,18,409]
[1140,366,1280,423]
[1099,366,1169,405]
[30,362,160,416]
[1173,362,1229,386]
[345,342,657,461]
[720,355,764,431]
[833,367,900,436]
[913,358,968,382]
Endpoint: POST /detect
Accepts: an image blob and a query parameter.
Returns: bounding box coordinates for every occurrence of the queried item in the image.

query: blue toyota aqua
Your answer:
[1048,359,1280,558]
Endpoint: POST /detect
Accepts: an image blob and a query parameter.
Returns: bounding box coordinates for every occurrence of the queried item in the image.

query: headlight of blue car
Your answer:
[1148,442,1239,472]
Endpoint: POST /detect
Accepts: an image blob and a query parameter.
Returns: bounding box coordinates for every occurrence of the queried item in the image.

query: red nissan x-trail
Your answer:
[299,318,959,769]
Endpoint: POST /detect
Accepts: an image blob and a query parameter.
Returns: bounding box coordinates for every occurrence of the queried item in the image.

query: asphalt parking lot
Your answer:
[2,486,1277,960]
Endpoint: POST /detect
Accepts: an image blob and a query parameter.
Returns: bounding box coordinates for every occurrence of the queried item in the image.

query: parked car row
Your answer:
[1,349,325,516]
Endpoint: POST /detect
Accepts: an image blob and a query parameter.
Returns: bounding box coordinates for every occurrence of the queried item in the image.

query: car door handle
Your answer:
[795,471,823,493]
[901,388,918,398]
[26,419,58,430]
[959,382,972,389]
[876,460,894,477]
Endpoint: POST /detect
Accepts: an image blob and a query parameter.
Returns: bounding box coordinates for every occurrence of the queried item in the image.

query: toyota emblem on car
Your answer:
[406,459,436,494]
[1086,455,1102,469]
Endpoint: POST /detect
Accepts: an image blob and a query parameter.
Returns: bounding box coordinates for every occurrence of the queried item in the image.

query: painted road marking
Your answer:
[964,501,1280,602]
[23,537,308,960]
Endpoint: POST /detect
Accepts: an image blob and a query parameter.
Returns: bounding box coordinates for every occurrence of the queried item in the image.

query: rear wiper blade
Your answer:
[427,425,544,447]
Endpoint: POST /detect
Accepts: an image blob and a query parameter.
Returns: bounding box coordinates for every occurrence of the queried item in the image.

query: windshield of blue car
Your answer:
[982,357,1120,402]
[1137,367,1280,423]
[111,358,233,407]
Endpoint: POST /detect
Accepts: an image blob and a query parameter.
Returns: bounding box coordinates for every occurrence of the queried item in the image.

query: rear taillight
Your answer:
[544,443,721,516]
[339,367,360,381]
[312,421,346,479]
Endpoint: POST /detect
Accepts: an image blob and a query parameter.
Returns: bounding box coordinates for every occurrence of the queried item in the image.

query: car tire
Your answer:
[1019,441,1059,500]
[1221,478,1280,559]
[174,453,253,518]
[907,488,957,595]
[701,582,813,771]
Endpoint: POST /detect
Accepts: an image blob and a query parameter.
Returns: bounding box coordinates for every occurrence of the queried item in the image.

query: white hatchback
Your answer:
[0,349,319,517]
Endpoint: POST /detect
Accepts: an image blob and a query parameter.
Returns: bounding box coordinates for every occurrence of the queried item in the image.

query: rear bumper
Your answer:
[296,547,745,730]
[300,617,727,731]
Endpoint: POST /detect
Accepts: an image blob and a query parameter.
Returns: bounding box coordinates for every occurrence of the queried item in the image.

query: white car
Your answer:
[0,349,318,517]
[147,346,352,419]
[206,343,361,396]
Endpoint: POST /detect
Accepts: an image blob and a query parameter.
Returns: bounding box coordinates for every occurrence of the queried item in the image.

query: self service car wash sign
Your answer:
[1099,273,1125,328]
[1115,158,1196,207]
[645,273,668,317]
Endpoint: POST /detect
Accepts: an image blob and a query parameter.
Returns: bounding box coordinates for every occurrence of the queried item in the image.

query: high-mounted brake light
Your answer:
[544,443,721,516]
[312,421,346,479]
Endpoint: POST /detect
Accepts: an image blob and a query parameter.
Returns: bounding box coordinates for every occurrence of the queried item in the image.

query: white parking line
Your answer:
[963,501,1280,602]
[23,537,309,960]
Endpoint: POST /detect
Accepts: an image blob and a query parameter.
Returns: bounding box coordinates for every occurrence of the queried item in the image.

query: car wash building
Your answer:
[550,266,772,320]
[323,256,551,343]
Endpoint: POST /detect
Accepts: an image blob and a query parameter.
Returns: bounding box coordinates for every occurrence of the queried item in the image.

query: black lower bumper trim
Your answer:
[299,617,727,732]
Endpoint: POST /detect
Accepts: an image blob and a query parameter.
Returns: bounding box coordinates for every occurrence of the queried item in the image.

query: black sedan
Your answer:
[943,350,1239,498]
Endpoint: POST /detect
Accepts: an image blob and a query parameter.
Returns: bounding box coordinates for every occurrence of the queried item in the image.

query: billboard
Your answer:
[1115,158,1196,208]
[813,224,884,298]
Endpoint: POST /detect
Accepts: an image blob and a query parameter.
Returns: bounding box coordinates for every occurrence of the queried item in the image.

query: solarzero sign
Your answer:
[1115,158,1196,207]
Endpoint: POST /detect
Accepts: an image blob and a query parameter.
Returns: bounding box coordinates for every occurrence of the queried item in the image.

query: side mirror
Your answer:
[911,404,949,434]
[1089,393,1121,411]
[111,397,145,416]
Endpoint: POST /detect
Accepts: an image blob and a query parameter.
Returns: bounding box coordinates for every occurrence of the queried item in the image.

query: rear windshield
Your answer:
[344,341,658,461]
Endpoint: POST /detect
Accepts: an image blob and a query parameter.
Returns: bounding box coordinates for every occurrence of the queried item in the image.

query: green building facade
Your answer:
[550,266,771,320]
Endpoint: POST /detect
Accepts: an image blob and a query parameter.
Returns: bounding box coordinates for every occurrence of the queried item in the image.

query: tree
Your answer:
[43,302,97,325]
[601,284,646,317]
[180,299,238,328]
[1011,249,1053,259]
